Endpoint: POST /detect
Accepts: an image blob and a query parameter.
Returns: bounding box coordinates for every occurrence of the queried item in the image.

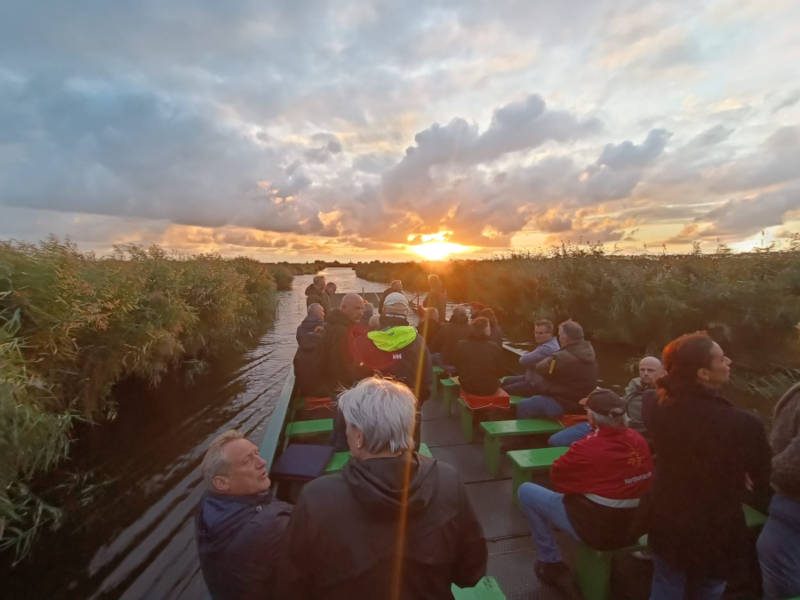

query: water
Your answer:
[5,268,388,600]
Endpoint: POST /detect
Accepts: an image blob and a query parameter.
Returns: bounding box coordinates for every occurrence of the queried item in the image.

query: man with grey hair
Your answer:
[195,430,292,600]
[305,274,330,314]
[378,279,403,313]
[277,377,486,599]
[518,389,653,592]
[516,319,598,420]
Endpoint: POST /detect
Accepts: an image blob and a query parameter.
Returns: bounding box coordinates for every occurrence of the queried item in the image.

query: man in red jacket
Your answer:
[517,388,654,590]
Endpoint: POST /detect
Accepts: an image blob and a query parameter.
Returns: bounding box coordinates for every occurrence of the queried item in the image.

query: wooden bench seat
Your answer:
[452,576,506,599]
[480,419,563,477]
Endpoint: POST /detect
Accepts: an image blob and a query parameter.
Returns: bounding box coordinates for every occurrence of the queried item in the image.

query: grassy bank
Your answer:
[0,240,280,562]
[355,250,800,399]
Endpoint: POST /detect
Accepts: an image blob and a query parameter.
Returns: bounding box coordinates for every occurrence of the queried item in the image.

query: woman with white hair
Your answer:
[276,377,487,600]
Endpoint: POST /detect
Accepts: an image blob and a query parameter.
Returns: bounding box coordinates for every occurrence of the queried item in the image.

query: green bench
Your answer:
[452,576,506,599]
[456,394,525,443]
[284,418,334,439]
[325,443,434,474]
[507,446,570,506]
[480,419,563,477]
[441,378,459,415]
[433,365,445,399]
[574,504,768,600]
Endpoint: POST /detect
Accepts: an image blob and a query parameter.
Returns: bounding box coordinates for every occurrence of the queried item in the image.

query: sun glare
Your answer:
[406,231,471,261]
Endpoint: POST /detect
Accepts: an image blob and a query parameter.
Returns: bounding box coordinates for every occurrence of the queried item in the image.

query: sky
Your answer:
[1,0,799,261]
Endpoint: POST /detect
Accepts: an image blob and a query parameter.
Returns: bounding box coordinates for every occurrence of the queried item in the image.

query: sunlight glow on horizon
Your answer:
[406,231,474,261]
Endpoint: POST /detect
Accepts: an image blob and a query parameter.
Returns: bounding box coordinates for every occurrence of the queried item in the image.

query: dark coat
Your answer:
[320,309,364,393]
[423,289,446,322]
[304,284,330,314]
[532,339,598,413]
[275,454,487,600]
[196,490,293,600]
[454,334,505,396]
[417,317,441,349]
[293,314,327,397]
[645,384,772,578]
[432,313,470,366]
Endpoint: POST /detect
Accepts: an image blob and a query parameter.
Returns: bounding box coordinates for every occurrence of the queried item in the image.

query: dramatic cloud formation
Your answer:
[1,0,799,258]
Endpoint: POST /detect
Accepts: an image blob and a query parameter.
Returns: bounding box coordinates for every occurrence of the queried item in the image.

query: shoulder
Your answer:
[297,473,350,511]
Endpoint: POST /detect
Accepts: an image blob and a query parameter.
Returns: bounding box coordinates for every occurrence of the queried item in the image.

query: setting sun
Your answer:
[406,231,471,260]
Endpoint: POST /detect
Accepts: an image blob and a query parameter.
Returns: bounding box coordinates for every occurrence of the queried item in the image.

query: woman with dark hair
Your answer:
[454,317,505,396]
[476,307,504,345]
[644,332,771,600]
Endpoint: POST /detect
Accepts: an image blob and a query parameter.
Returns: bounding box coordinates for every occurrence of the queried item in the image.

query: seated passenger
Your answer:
[417,307,440,348]
[359,300,375,327]
[548,354,664,448]
[516,319,598,419]
[196,430,293,600]
[293,303,327,397]
[431,304,470,371]
[276,377,487,599]
[517,389,653,592]
[476,307,503,345]
[454,317,505,397]
[378,279,403,313]
[502,319,560,397]
[758,380,800,599]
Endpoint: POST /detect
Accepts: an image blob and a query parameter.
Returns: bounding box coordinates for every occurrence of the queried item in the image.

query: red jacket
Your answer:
[552,426,653,500]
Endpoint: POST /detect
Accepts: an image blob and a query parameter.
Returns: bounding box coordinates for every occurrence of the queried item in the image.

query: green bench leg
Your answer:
[458,401,474,443]
[511,465,531,509]
[443,385,458,416]
[484,435,501,478]
[575,544,612,600]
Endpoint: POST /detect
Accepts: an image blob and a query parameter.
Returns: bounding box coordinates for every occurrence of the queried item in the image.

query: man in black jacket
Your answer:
[196,430,292,600]
[517,319,598,418]
[320,293,366,393]
[293,303,327,397]
[431,304,471,370]
[304,275,330,314]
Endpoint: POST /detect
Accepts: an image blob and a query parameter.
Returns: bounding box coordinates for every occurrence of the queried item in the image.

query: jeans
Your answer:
[548,422,592,447]
[757,494,800,599]
[517,483,579,563]
[501,375,538,397]
[517,395,564,419]
[649,554,726,600]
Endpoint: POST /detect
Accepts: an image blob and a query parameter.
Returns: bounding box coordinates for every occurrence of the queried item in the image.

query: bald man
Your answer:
[320,293,368,393]
[625,356,664,435]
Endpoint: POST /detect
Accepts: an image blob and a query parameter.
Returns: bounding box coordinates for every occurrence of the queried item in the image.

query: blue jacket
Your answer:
[518,336,559,383]
[196,490,293,600]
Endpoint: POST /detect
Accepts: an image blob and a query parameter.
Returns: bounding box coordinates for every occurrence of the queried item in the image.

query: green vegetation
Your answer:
[0,239,281,562]
[355,248,800,399]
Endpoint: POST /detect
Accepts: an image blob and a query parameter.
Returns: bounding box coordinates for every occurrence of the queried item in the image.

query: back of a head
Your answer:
[425,307,440,322]
[470,316,490,337]
[428,273,442,291]
[452,305,468,321]
[390,279,403,291]
[477,307,497,325]
[307,303,324,320]
[313,275,325,285]
[559,319,584,342]
[338,377,416,453]
[658,331,714,404]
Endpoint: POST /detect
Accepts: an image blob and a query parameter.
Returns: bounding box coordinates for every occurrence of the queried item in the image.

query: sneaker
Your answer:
[535,561,581,597]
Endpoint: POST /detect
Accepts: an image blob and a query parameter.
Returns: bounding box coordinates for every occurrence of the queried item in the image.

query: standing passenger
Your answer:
[304,275,330,314]
[757,381,800,599]
[645,332,771,600]
[276,378,487,600]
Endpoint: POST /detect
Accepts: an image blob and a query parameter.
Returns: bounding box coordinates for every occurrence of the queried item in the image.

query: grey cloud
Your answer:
[772,90,800,114]
[597,129,671,169]
[687,124,734,148]
[701,186,800,238]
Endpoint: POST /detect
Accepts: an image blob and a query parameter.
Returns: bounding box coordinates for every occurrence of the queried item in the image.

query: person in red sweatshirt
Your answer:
[517,388,654,590]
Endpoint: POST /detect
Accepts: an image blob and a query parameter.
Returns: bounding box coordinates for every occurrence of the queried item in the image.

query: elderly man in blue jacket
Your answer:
[501,319,560,396]
[195,430,293,600]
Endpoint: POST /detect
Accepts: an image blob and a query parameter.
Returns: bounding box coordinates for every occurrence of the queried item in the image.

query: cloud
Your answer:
[596,129,671,169]
[701,186,800,238]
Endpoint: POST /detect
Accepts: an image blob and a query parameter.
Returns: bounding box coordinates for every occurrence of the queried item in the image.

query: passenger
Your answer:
[517,389,653,593]
[422,273,446,321]
[275,378,487,599]
[645,332,771,600]
[516,319,598,419]
[196,430,292,600]
[417,306,440,348]
[353,292,433,447]
[549,354,664,448]
[431,304,471,371]
[359,300,375,327]
[324,281,337,306]
[304,275,330,314]
[476,307,503,345]
[378,279,403,313]
[757,381,800,599]
[367,313,381,330]
[454,317,505,396]
[502,319,560,397]
[319,293,367,393]
[293,303,327,397]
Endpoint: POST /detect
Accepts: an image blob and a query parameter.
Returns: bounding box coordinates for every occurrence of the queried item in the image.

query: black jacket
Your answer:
[432,313,470,366]
[304,284,330,314]
[196,490,293,600]
[645,384,771,578]
[532,339,598,413]
[454,334,504,396]
[276,453,487,600]
[293,314,327,397]
[320,309,362,393]
[422,289,446,322]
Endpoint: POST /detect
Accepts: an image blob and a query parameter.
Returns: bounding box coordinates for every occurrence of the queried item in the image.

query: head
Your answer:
[660,331,731,396]
[452,305,468,321]
[558,319,584,347]
[582,388,628,428]
[307,303,324,321]
[427,273,442,291]
[362,301,375,319]
[312,275,325,290]
[424,307,440,323]
[325,282,337,294]
[338,377,416,459]
[477,307,497,326]
[470,316,491,338]
[638,356,664,387]
[368,314,382,330]
[390,280,403,292]
[382,292,409,317]
[201,430,270,496]
[533,319,555,345]
[340,293,366,323]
